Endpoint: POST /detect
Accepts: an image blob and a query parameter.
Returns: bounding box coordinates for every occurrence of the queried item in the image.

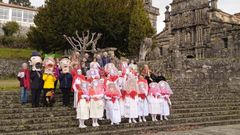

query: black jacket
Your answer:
[30,71,43,90]
[59,73,72,89]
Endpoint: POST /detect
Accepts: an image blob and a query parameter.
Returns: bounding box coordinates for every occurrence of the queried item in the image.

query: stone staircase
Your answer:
[0,85,239,135]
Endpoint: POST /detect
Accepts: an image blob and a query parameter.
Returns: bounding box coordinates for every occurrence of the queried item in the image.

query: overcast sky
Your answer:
[4,0,240,33]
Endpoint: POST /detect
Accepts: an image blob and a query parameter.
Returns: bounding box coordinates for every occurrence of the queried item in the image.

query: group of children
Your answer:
[72,60,173,128]
[17,51,173,128]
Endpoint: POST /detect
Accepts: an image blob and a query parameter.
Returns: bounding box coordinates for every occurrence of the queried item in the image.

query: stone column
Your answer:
[211,0,218,10]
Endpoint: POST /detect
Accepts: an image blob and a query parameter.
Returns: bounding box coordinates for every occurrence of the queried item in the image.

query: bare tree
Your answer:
[139,37,153,61]
[63,30,102,56]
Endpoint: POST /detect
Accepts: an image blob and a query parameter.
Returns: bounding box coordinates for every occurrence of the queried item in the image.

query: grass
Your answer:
[0,47,33,59]
[0,79,19,91]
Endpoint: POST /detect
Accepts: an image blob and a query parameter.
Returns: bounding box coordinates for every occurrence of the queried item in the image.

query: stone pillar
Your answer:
[211,0,218,10]
[164,6,171,32]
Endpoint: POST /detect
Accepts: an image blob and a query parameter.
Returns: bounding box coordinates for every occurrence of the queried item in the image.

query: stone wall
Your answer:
[0,59,27,79]
[142,58,240,89]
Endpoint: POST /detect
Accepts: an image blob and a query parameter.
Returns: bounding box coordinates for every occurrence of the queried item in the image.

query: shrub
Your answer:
[2,21,20,36]
[1,36,30,48]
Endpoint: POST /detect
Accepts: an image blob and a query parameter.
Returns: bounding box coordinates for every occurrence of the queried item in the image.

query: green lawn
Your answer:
[0,48,33,59]
[0,79,19,91]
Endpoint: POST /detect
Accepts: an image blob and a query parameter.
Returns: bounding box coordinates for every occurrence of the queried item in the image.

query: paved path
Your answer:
[151,124,240,135]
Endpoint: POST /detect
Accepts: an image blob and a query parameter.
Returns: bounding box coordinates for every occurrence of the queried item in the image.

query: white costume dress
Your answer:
[137,80,149,117]
[105,80,122,124]
[148,82,161,115]
[72,75,85,108]
[159,95,170,116]
[159,81,173,116]
[117,75,126,117]
[124,77,139,119]
[89,79,104,119]
[73,79,90,120]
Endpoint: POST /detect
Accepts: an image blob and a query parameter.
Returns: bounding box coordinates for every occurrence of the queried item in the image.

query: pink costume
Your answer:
[89,79,105,119]
[72,77,90,121]
[148,82,161,115]
[159,81,173,117]
[124,76,139,119]
[137,79,149,117]
[104,79,122,124]
[86,68,100,82]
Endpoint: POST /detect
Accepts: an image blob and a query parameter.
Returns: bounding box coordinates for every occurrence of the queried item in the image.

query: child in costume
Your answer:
[42,55,56,107]
[90,58,101,71]
[17,63,30,105]
[137,75,149,122]
[124,73,139,123]
[117,71,127,117]
[148,82,161,121]
[29,52,43,107]
[119,59,130,76]
[72,69,85,108]
[104,62,119,77]
[159,80,173,121]
[89,79,105,127]
[72,73,90,128]
[86,68,100,82]
[59,57,73,106]
[105,80,122,125]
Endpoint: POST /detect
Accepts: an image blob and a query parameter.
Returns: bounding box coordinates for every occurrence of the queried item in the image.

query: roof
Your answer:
[0,2,38,12]
[235,13,240,19]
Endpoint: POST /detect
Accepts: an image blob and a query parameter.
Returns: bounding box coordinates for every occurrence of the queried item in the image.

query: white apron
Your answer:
[90,99,104,118]
[76,99,90,120]
[148,95,161,114]
[137,97,149,116]
[106,100,121,124]
[124,97,138,118]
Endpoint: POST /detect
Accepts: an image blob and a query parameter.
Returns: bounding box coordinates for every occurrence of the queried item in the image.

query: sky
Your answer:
[4,0,240,33]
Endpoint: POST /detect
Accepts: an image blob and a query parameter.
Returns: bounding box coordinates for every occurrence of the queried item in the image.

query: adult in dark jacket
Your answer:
[102,52,110,67]
[29,52,43,107]
[30,71,43,107]
[59,73,72,106]
[59,57,73,106]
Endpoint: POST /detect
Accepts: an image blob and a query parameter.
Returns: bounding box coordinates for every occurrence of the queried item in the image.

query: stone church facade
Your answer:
[153,0,240,60]
[144,0,159,30]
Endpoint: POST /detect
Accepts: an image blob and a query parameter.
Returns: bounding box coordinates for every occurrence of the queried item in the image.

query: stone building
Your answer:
[0,2,37,35]
[153,0,240,60]
[144,0,159,30]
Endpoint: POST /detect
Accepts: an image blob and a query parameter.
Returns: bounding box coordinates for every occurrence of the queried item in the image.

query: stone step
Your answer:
[0,110,75,119]
[2,98,239,107]
[0,107,72,114]
[0,101,239,115]
[1,109,239,126]
[1,114,240,133]
[1,103,239,120]
[171,102,240,109]
[2,119,240,135]
[0,87,237,95]
[172,106,240,113]
[0,95,238,107]
[172,99,240,104]
[0,100,240,110]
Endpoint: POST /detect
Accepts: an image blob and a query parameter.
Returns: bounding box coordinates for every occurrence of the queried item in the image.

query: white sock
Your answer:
[143,116,147,122]
[151,115,155,121]
[139,117,142,122]
[133,118,137,123]
[129,118,132,123]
